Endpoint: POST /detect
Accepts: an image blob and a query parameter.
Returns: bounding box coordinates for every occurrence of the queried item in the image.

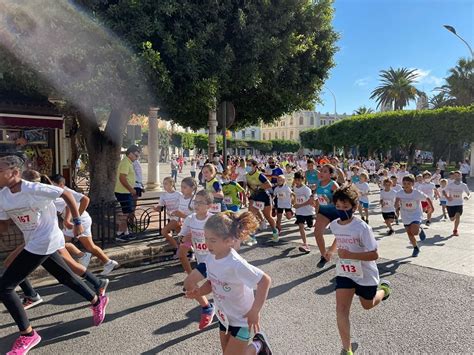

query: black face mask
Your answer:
[269,164,276,169]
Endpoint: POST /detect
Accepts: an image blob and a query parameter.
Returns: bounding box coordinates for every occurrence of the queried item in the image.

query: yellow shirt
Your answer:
[114,156,136,194]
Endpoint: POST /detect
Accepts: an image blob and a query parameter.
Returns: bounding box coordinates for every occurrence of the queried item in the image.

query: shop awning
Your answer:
[0,113,63,129]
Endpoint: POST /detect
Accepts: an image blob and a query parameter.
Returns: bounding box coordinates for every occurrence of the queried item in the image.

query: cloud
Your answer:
[354,77,370,87]
[412,68,444,87]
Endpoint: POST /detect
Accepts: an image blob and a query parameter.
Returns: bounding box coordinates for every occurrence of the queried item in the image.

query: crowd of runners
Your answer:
[0,150,471,355]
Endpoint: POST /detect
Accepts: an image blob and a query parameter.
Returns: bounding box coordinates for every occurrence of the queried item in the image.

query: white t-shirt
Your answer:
[460,163,470,175]
[298,160,307,171]
[236,167,247,182]
[0,180,65,255]
[159,191,182,220]
[418,182,436,199]
[396,189,427,223]
[444,182,470,206]
[54,186,91,219]
[204,249,264,327]
[431,173,441,185]
[392,184,402,193]
[294,185,314,216]
[380,189,396,213]
[396,170,409,182]
[274,185,292,209]
[177,195,194,218]
[180,212,211,263]
[355,182,370,203]
[438,187,447,203]
[329,217,380,286]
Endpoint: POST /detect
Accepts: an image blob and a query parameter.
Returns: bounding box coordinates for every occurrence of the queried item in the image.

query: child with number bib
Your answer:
[154,177,183,252]
[326,184,391,355]
[273,175,294,234]
[379,178,397,235]
[184,212,273,355]
[443,171,470,236]
[177,190,215,330]
[438,179,448,220]
[418,171,439,225]
[222,168,245,213]
[293,172,314,253]
[202,163,226,213]
[395,175,433,257]
[355,172,370,224]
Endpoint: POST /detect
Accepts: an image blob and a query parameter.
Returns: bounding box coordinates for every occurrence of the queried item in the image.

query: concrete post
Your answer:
[147,107,160,190]
[208,100,217,157]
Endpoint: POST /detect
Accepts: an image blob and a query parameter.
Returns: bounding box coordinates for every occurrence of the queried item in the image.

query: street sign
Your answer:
[217,101,236,130]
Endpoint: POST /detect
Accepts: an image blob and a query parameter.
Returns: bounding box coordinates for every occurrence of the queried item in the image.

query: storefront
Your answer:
[0,99,64,176]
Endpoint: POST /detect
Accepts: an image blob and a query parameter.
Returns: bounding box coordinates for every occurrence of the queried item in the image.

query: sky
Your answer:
[316,0,474,115]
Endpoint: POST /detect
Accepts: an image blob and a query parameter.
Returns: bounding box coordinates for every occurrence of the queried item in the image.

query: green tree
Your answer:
[429,92,454,109]
[435,58,474,106]
[270,139,300,153]
[353,106,374,115]
[370,67,421,110]
[248,140,272,153]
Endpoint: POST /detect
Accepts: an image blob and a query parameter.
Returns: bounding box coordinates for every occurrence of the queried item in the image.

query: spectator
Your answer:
[133,158,145,198]
[171,157,179,182]
[437,158,447,178]
[114,145,140,242]
[190,158,197,179]
[459,159,471,183]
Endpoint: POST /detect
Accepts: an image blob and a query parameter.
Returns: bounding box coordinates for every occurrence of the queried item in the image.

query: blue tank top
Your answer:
[316,180,336,206]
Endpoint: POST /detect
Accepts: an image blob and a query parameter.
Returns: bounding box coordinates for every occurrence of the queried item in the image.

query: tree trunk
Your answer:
[407,143,417,167]
[77,107,129,204]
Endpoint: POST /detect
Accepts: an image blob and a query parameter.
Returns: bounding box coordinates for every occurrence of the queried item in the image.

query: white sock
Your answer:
[252,340,263,353]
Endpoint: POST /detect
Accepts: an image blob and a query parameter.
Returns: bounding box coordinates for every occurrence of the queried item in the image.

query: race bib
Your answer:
[9,208,39,232]
[403,200,416,211]
[383,200,394,208]
[336,258,363,278]
[215,304,229,333]
[296,196,305,204]
[318,195,328,206]
[253,201,265,210]
[452,193,462,199]
[223,197,233,205]
[210,203,221,213]
[192,238,208,255]
[277,192,287,200]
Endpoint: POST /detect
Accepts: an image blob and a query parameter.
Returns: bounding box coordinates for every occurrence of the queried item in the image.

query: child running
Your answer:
[442,171,470,236]
[438,179,448,220]
[222,168,245,212]
[154,177,182,251]
[355,172,370,223]
[326,184,391,355]
[293,172,315,253]
[177,190,215,330]
[51,174,119,275]
[379,178,397,235]
[184,212,273,354]
[417,171,439,226]
[395,175,433,257]
[0,155,108,354]
[202,163,226,213]
[273,175,294,234]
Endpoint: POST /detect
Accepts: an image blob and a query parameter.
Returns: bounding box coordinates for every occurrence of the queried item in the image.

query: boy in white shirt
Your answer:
[326,184,391,355]
[380,178,397,235]
[390,175,402,224]
[438,179,448,220]
[417,171,439,225]
[443,171,471,236]
[355,172,370,223]
[293,172,315,253]
[273,175,294,233]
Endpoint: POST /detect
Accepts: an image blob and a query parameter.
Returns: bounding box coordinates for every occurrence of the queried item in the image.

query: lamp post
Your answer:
[324,87,337,155]
[443,25,474,177]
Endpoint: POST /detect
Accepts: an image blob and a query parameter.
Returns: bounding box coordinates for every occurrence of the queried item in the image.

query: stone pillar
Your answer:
[147,107,160,190]
[208,101,218,157]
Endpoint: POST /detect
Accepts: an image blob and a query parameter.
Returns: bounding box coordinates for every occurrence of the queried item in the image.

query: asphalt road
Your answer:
[1,236,472,354]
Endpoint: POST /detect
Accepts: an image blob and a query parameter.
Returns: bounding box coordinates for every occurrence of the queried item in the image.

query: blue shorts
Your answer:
[360,201,369,209]
[196,262,207,278]
[318,205,339,222]
[440,201,447,206]
[226,204,240,212]
[404,221,421,228]
[218,321,251,342]
[115,192,135,214]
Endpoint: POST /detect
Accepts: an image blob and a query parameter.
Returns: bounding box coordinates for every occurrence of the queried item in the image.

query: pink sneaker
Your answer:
[7,330,41,355]
[92,295,109,326]
[198,304,215,330]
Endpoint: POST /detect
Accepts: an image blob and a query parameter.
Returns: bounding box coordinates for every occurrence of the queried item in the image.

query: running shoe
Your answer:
[7,330,41,355]
[252,331,273,355]
[198,304,215,330]
[317,256,328,268]
[298,244,311,254]
[92,295,109,326]
[97,278,109,297]
[340,350,353,355]
[77,252,92,268]
[387,229,395,236]
[412,246,420,257]
[419,229,426,241]
[22,294,43,310]
[425,220,431,226]
[271,230,279,243]
[379,279,392,301]
[453,229,459,236]
[100,260,119,276]
[245,235,258,246]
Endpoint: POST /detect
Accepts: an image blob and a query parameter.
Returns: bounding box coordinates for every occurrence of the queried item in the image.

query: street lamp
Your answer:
[324,87,337,115]
[443,25,474,58]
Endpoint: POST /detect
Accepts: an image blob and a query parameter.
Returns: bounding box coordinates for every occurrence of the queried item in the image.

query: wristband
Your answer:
[73,217,82,226]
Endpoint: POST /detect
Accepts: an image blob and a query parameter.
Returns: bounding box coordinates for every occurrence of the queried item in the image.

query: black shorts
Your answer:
[335,276,378,300]
[134,187,144,198]
[115,192,135,214]
[277,208,293,214]
[295,215,314,228]
[447,205,463,218]
[196,262,207,278]
[382,212,396,221]
[218,322,251,342]
[250,190,271,207]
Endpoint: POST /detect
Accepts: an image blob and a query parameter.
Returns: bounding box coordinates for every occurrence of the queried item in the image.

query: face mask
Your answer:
[245,166,252,173]
[269,164,275,169]
[214,157,220,163]
[336,208,354,221]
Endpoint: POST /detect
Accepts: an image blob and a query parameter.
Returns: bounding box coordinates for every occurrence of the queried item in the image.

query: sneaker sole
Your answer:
[23,298,43,311]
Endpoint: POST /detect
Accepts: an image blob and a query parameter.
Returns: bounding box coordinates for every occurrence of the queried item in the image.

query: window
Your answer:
[290,117,294,126]
[282,121,285,127]
[310,117,314,125]
[251,130,256,139]
[299,116,304,125]
[321,120,326,126]
[290,131,294,140]
[263,132,266,140]
[281,132,285,140]
[241,130,246,139]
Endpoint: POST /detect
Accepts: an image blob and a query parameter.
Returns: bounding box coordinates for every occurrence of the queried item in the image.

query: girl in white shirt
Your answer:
[154,177,183,251]
[184,212,272,354]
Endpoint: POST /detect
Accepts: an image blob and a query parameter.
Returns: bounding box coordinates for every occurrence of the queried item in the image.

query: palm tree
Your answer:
[429,92,454,109]
[370,67,421,110]
[435,58,473,106]
[353,106,374,115]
